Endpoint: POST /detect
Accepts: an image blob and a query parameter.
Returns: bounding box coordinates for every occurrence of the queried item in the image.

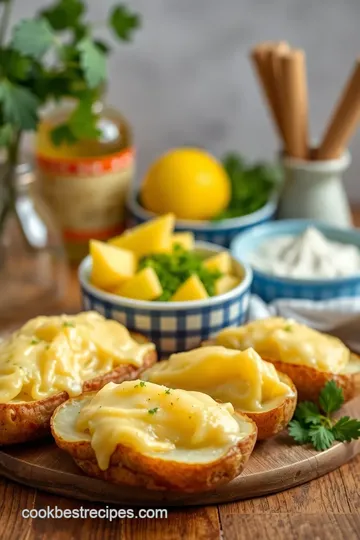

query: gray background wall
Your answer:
[14,0,360,200]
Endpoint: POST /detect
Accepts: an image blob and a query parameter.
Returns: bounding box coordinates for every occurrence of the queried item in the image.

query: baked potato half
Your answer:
[0,332,156,446]
[205,317,360,403]
[243,373,297,440]
[51,384,257,493]
[142,346,297,440]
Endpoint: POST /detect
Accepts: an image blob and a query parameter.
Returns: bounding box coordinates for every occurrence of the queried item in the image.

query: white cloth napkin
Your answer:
[248,295,360,352]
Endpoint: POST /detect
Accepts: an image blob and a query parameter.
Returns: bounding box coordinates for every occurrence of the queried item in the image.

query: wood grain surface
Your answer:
[1,212,360,539]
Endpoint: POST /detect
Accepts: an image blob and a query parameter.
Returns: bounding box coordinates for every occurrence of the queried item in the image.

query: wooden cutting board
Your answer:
[0,397,359,507]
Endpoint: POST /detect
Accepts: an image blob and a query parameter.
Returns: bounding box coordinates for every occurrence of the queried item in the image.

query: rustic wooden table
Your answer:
[1,213,360,540]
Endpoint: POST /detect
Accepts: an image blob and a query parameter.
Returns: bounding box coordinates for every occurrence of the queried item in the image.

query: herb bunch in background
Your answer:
[213,153,280,220]
[0,0,140,169]
[289,381,360,451]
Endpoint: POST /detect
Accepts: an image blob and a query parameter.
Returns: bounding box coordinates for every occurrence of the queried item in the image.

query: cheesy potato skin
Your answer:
[51,399,257,493]
[203,338,360,404]
[0,333,157,446]
[242,374,297,440]
[269,355,360,403]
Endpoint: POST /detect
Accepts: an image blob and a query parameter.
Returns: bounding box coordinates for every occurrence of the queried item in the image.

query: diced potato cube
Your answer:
[114,267,163,301]
[90,240,136,291]
[171,232,195,251]
[203,252,232,273]
[109,214,175,257]
[214,274,240,295]
[171,275,208,302]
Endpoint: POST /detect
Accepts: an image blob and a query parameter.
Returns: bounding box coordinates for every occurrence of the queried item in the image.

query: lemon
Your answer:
[140,148,231,220]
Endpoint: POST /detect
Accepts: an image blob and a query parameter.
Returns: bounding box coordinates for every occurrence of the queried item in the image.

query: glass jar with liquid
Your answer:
[36,100,134,264]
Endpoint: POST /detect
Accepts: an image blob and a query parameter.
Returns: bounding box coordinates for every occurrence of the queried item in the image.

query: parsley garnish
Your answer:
[148,407,159,415]
[165,388,171,395]
[289,381,360,451]
[139,245,222,300]
[284,324,293,332]
[134,381,146,388]
[63,321,75,328]
[30,338,40,345]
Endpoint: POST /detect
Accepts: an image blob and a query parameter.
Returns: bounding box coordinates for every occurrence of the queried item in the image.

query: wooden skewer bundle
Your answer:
[250,42,360,160]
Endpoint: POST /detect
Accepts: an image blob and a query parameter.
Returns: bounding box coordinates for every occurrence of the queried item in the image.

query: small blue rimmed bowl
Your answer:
[78,241,253,357]
[126,190,277,248]
[230,220,360,303]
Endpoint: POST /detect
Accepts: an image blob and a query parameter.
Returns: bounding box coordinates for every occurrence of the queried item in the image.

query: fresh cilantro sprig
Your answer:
[0,0,141,161]
[288,381,360,451]
[139,244,222,301]
[213,153,280,220]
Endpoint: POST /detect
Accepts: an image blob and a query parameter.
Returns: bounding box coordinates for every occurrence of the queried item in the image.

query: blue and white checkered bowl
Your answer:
[126,190,277,248]
[230,219,360,303]
[78,242,252,358]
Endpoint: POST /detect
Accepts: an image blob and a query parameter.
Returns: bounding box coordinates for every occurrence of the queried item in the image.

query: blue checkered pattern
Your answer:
[251,270,360,303]
[81,286,251,358]
[126,195,277,248]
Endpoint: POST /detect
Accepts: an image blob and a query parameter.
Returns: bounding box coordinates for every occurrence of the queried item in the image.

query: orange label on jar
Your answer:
[36,148,134,243]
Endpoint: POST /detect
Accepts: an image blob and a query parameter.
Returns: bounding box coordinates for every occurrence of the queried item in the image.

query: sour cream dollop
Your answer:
[250,227,360,279]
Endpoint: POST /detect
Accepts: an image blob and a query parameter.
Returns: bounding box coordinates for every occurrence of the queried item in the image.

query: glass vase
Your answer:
[0,160,69,325]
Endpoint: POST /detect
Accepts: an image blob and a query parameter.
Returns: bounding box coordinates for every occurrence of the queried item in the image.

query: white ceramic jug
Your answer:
[277,150,352,227]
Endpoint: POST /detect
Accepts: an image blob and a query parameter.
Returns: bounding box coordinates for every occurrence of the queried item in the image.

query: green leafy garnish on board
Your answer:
[148,407,159,415]
[139,245,222,301]
[288,381,360,451]
[213,153,280,220]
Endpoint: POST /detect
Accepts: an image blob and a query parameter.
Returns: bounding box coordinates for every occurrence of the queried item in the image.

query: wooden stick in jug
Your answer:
[317,59,360,160]
[268,41,290,143]
[250,42,286,141]
[281,49,309,159]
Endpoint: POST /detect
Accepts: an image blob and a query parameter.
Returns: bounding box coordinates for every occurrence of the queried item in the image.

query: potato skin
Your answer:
[241,374,297,440]
[51,403,257,493]
[267,356,360,403]
[0,333,157,446]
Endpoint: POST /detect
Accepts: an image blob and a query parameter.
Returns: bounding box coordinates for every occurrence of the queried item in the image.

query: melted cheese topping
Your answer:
[0,312,154,403]
[75,381,246,470]
[215,317,350,373]
[143,346,293,411]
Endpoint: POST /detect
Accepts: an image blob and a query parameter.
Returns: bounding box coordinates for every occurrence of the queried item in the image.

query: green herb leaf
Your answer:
[0,81,39,130]
[41,0,85,31]
[140,381,146,387]
[213,153,279,220]
[62,321,75,328]
[77,37,106,89]
[51,124,77,146]
[319,381,344,415]
[11,19,55,60]
[30,338,40,345]
[139,245,222,301]
[148,407,159,415]
[165,388,171,395]
[68,94,100,139]
[109,5,141,41]
[294,401,321,425]
[288,420,311,444]
[332,416,360,442]
[94,40,111,55]
[0,124,13,146]
[309,425,335,451]
[0,49,31,82]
